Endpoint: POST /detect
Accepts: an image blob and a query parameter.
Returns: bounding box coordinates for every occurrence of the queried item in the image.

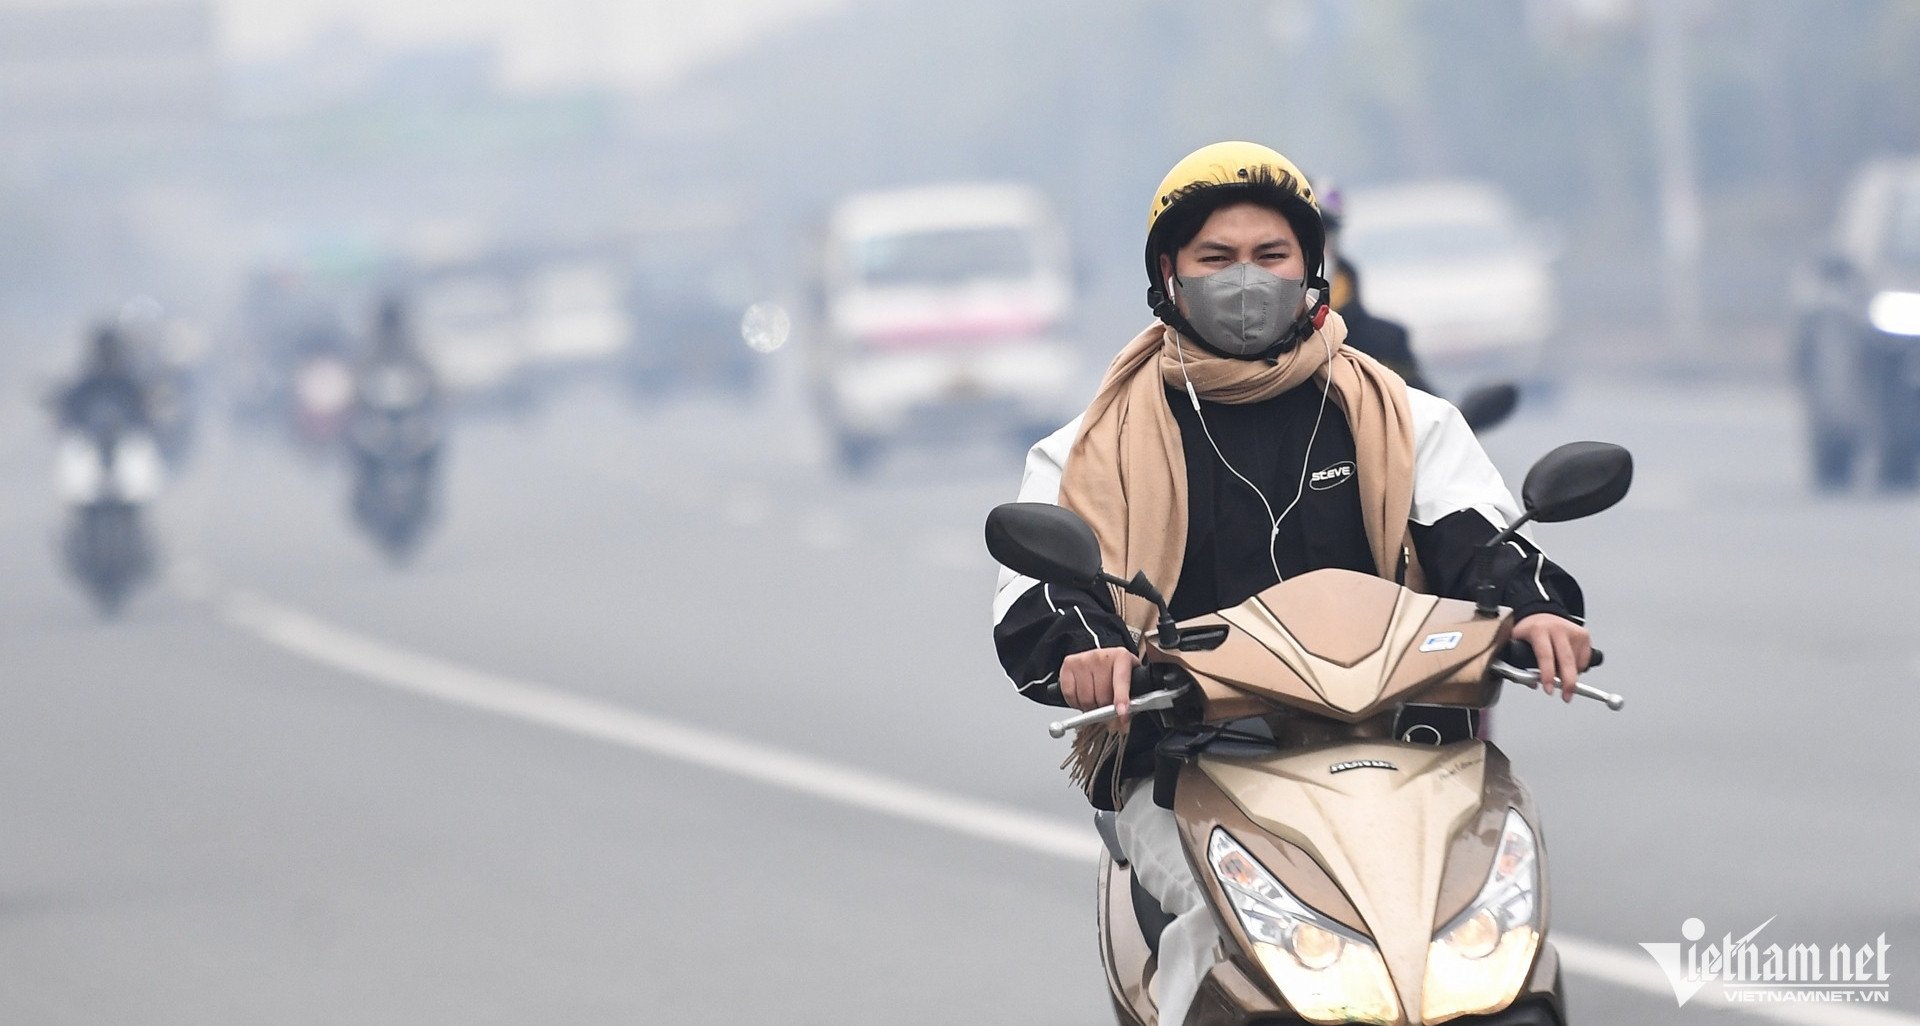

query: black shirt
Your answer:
[1164,382,1375,619]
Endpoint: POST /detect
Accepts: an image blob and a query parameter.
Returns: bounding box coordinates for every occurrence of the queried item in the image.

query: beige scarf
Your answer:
[1054,311,1420,795]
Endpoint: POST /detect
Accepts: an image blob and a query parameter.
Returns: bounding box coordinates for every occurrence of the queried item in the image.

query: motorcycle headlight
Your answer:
[1206,829,1400,1025]
[1421,809,1543,1023]
[1869,291,1920,337]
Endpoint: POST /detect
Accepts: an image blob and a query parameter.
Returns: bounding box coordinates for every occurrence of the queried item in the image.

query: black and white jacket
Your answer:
[992,383,1583,712]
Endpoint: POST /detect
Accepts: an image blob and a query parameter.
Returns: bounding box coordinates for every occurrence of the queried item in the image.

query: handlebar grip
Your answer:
[1500,640,1603,670]
[1039,662,1156,709]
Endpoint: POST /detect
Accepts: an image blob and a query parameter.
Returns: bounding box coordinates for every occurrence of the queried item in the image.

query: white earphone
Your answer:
[1169,276,1334,585]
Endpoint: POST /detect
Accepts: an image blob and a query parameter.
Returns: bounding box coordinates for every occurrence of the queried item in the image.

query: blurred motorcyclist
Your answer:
[1318,178,1434,393]
[55,322,165,613]
[58,323,157,439]
[346,295,445,559]
[989,142,1591,1026]
[348,295,443,459]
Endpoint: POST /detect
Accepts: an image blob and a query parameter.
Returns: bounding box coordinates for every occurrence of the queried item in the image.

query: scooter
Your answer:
[985,440,1632,1026]
[57,428,163,615]
[346,390,443,564]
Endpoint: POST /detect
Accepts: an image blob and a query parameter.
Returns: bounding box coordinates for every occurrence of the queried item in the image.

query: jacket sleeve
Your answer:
[1404,390,1585,623]
[991,416,1134,706]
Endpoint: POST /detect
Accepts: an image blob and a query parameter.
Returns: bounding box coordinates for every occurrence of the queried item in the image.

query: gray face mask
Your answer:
[1175,262,1308,357]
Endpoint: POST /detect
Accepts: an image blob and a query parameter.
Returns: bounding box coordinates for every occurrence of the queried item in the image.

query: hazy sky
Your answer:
[215,0,851,89]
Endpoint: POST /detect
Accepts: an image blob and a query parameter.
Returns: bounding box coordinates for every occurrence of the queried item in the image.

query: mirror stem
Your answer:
[1472,510,1537,617]
[1099,570,1182,648]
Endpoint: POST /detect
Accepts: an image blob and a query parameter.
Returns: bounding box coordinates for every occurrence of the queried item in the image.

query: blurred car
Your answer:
[525,261,632,384]
[414,274,534,408]
[623,246,763,400]
[1339,180,1560,395]
[812,182,1078,472]
[1793,156,1920,491]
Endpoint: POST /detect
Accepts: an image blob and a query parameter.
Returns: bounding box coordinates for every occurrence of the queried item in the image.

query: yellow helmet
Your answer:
[1146,141,1317,232]
[1144,141,1325,287]
[1143,141,1329,356]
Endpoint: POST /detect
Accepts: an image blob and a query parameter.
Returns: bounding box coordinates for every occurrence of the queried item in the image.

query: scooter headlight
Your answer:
[1206,829,1400,1025]
[1421,809,1543,1023]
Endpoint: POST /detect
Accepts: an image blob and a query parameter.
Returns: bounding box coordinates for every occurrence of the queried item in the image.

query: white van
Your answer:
[814,182,1078,470]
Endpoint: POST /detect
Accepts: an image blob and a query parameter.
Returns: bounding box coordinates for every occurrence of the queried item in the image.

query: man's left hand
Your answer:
[1510,614,1592,704]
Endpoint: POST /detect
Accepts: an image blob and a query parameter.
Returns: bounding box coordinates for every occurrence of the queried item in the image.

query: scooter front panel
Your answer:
[1194,740,1491,1023]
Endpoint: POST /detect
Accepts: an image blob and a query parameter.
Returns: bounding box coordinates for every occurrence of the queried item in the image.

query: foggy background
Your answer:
[2,0,1916,1022]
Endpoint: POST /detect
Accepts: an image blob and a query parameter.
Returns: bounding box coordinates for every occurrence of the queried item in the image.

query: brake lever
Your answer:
[1048,686,1190,739]
[1489,660,1625,711]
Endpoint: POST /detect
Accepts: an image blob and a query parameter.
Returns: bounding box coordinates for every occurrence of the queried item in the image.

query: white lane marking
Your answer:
[216,587,1093,862]
[209,587,1918,1026]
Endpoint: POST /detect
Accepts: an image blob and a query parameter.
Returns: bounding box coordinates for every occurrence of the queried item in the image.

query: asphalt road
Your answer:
[1,365,1914,1024]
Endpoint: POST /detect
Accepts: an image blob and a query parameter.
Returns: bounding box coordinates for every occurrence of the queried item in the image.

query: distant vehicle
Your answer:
[812,182,1079,472]
[524,261,632,384]
[413,274,534,408]
[289,347,355,448]
[1339,180,1560,396]
[57,429,160,615]
[623,243,762,400]
[230,267,371,444]
[54,420,162,614]
[411,253,636,407]
[347,299,446,563]
[1793,156,1920,491]
[53,328,164,614]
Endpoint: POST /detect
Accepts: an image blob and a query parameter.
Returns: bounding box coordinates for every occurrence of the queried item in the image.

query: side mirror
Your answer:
[1521,441,1634,523]
[1456,383,1520,433]
[985,502,1103,589]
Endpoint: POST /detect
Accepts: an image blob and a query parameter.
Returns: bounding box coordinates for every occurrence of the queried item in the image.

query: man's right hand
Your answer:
[1060,647,1140,727]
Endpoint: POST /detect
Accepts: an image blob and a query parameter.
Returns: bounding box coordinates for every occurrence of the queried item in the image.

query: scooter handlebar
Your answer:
[1500,639,1604,670]
[1037,645,1623,739]
[1046,665,1186,738]
[1489,657,1624,711]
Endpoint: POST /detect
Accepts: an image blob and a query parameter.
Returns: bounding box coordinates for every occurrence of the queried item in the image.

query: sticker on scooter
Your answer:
[1419,631,1464,653]
[1329,759,1398,774]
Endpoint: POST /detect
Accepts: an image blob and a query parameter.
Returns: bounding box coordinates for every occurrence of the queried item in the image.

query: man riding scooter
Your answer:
[59,323,158,439]
[346,296,445,561]
[990,142,1593,1026]
[54,323,166,612]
